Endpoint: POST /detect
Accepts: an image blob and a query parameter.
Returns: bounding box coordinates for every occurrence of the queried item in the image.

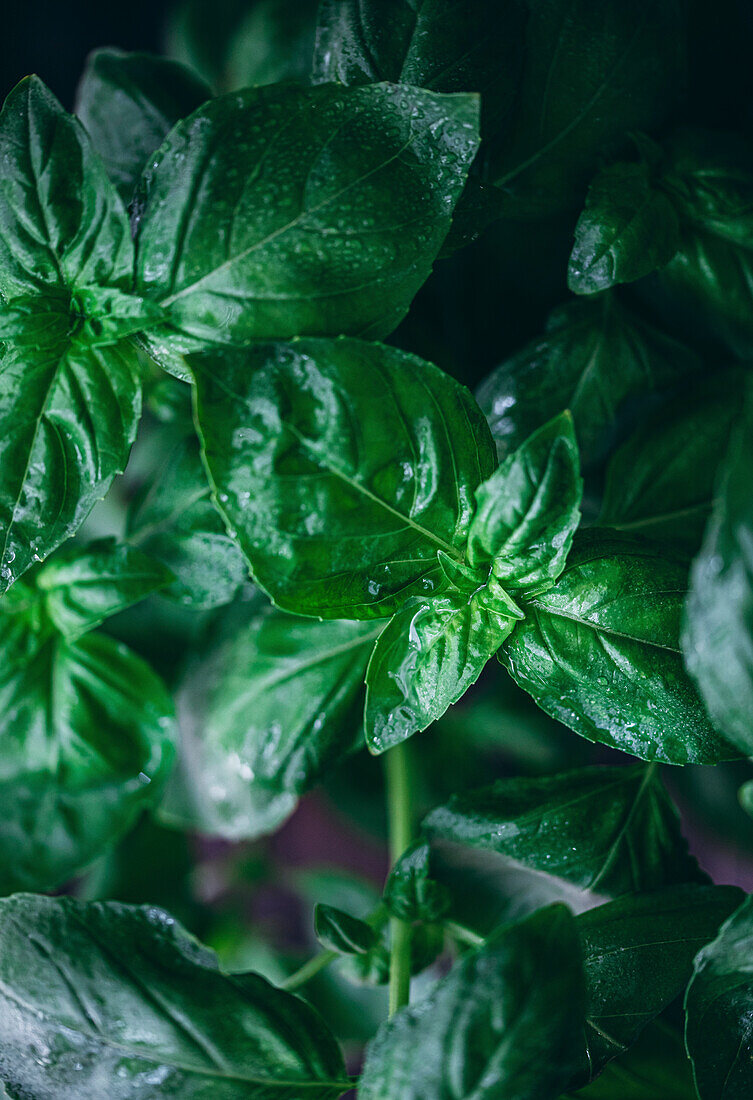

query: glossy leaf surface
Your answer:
[685,894,753,1100]
[134,82,479,345]
[0,593,175,893]
[192,338,495,619]
[0,894,349,1098]
[359,904,586,1100]
[598,372,744,551]
[476,296,700,467]
[683,384,753,755]
[314,904,378,956]
[162,602,379,839]
[382,840,450,923]
[423,764,700,897]
[568,161,680,294]
[568,1020,697,1099]
[501,534,738,764]
[75,48,212,200]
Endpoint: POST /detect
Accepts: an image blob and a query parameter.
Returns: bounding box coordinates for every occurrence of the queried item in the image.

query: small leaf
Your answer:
[423,763,701,897]
[683,381,753,755]
[359,904,587,1100]
[501,533,739,765]
[134,82,480,345]
[568,161,680,294]
[382,840,450,923]
[0,894,350,1098]
[364,589,517,752]
[467,411,583,593]
[75,48,212,200]
[314,904,378,956]
[192,338,495,620]
[685,894,753,1100]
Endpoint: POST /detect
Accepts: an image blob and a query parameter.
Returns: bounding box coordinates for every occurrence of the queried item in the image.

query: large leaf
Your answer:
[359,904,586,1100]
[0,76,132,300]
[598,371,744,552]
[685,894,753,1100]
[575,885,742,1084]
[0,592,175,893]
[134,82,480,347]
[476,296,701,468]
[487,0,686,215]
[0,894,350,1099]
[501,533,738,765]
[423,764,700,897]
[192,338,496,619]
[0,305,142,593]
[683,383,753,756]
[127,433,249,609]
[568,161,680,294]
[568,1020,697,1099]
[75,49,212,200]
[162,601,379,839]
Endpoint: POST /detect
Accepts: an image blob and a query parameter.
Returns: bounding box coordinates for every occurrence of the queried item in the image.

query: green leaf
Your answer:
[161,602,379,839]
[423,763,700,897]
[313,0,525,145]
[0,894,350,1098]
[476,295,701,468]
[467,411,583,592]
[314,904,378,956]
[598,371,744,552]
[0,594,175,893]
[127,433,249,609]
[134,82,480,346]
[34,538,171,636]
[575,885,742,1084]
[487,0,686,215]
[75,48,212,200]
[0,76,133,300]
[685,894,753,1100]
[0,302,142,594]
[661,128,753,246]
[364,588,518,752]
[191,338,496,619]
[501,533,738,765]
[683,383,753,756]
[382,840,450,923]
[359,904,587,1100]
[568,161,680,294]
[569,1020,697,1099]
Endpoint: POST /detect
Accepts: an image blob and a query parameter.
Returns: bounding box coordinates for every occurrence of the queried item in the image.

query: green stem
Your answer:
[444,920,485,948]
[385,740,414,1016]
[280,949,337,991]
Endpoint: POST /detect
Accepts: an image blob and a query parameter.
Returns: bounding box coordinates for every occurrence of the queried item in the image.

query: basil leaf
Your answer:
[501,533,738,765]
[476,295,701,468]
[576,885,742,1084]
[134,83,480,346]
[598,371,744,551]
[0,304,142,594]
[314,0,524,146]
[0,597,175,893]
[35,538,172,636]
[423,763,701,897]
[0,894,350,1099]
[0,76,133,299]
[487,0,686,216]
[314,903,378,956]
[685,894,753,1100]
[364,589,518,752]
[569,1020,696,1099]
[359,904,586,1100]
[467,411,583,592]
[382,840,450,923]
[568,161,680,294]
[662,128,753,245]
[683,383,753,756]
[161,602,379,839]
[127,434,249,609]
[75,49,211,201]
[192,338,496,619]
